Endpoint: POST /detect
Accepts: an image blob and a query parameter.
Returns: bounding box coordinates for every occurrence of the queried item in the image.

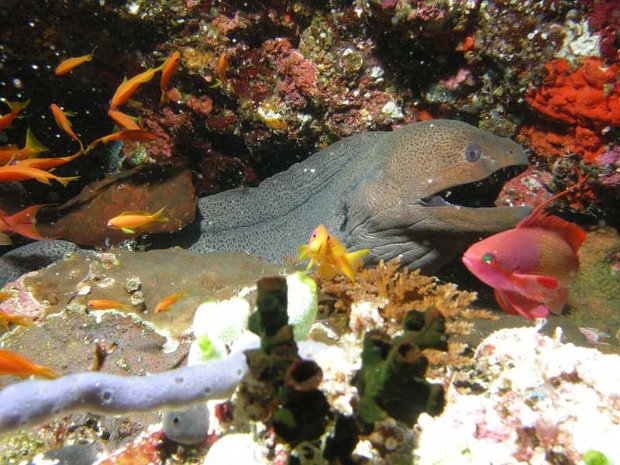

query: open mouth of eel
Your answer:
[420,165,526,208]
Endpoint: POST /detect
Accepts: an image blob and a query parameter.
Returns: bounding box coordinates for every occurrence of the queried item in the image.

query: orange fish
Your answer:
[0,348,59,379]
[107,109,140,130]
[160,51,181,105]
[50,104,83,150]
[0,310,35,330]
[14,150,83,171]
[87,129,157,150]
[107,206,168,234]
[87,299,134,312]
[0,128,49,165]
[0,204,50,241]
[0,164,79,186]
[154,291,188,314]
[217,52,228,84]
[110,66,163,109]
[462,187,586,320]
[0,100,29,130]
[54,49,96,76]
[298,224,369,282]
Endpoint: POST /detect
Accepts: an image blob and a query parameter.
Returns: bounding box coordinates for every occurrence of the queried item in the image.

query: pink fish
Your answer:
[462,188,586,320]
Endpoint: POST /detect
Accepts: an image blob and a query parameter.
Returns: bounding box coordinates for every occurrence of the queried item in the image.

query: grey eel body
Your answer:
[0,120,530,286]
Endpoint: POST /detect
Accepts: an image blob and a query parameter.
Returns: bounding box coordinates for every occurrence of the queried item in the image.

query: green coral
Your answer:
[356,308,447,430]
[582,450,609,465]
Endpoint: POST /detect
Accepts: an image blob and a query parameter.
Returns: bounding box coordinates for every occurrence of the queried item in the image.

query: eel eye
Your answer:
[464,143,482,162]
[481,253,495,264]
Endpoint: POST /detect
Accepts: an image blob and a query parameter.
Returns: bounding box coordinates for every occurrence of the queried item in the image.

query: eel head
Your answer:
[342,120,530,273]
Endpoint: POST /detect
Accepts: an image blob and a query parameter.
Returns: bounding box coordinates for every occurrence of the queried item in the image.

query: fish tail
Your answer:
[55,175,80,187]
[24,128,49,157]
[36,365,60,379]
[160,90,169,106]
[345,249,370,271]
[7,99,30,113]
[152,206,168,223]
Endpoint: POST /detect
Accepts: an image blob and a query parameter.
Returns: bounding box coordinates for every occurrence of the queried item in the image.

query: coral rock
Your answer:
[526,57,620,130]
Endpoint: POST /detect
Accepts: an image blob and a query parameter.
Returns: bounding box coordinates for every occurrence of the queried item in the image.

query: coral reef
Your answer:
[415,326,620,464]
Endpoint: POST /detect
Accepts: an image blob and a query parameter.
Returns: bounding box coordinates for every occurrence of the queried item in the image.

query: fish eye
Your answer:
[481,253,495,264]
[464,143,482,162]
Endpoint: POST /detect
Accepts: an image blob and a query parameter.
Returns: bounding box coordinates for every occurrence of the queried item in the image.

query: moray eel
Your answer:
[189,119,530,271]
[0,120,529,286]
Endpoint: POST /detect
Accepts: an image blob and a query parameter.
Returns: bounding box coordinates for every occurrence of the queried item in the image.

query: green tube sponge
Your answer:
[356,309,447,430]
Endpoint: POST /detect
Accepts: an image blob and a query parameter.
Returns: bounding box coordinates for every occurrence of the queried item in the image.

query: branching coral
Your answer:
[320,259,478,323]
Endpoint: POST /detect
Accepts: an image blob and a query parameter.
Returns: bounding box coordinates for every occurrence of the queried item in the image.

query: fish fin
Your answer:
[345,249,370,271]
[522,213,586,253]
[495,289,550,320]
[121,227,135,234]
[36,366,60,380]
[333,257,356,282]
[546,287,568,315]
[510,273,559,302]
[494,289,522,317]
[55,175,80,187]
[152,206,168,223]
[517,184,587,253]
[297,244,309,261]
[160,90,169,106]
[6,100,29,113]
[24,128,49,157]
[316,262,339,281]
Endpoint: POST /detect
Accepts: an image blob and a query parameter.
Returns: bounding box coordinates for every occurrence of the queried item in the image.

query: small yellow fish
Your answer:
[0,348,59,379]
[298,224,369,282]
[154,291,188,314]
[107,206,168,234]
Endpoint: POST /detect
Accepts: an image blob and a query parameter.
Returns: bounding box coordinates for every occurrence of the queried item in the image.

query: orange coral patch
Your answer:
[526,57,620,130]
[519,125,605,162]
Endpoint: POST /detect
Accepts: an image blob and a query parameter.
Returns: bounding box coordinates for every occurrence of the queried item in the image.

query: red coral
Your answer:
[526,57,620,130]
[519,124,605,162]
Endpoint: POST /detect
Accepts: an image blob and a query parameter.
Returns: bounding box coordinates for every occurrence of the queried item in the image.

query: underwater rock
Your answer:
[202,433,268,465]
[36,164,196,247]
[566,226,620,340]
[415,326,620,464]
[8,247,287,339]
[27,443,102,465]
[162,403,210,446]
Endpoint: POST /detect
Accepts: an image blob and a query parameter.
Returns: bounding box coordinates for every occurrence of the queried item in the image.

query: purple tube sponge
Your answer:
[0,351,248,435]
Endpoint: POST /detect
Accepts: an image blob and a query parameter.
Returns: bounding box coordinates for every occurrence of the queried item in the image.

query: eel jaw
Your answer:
[419,165,526,209]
